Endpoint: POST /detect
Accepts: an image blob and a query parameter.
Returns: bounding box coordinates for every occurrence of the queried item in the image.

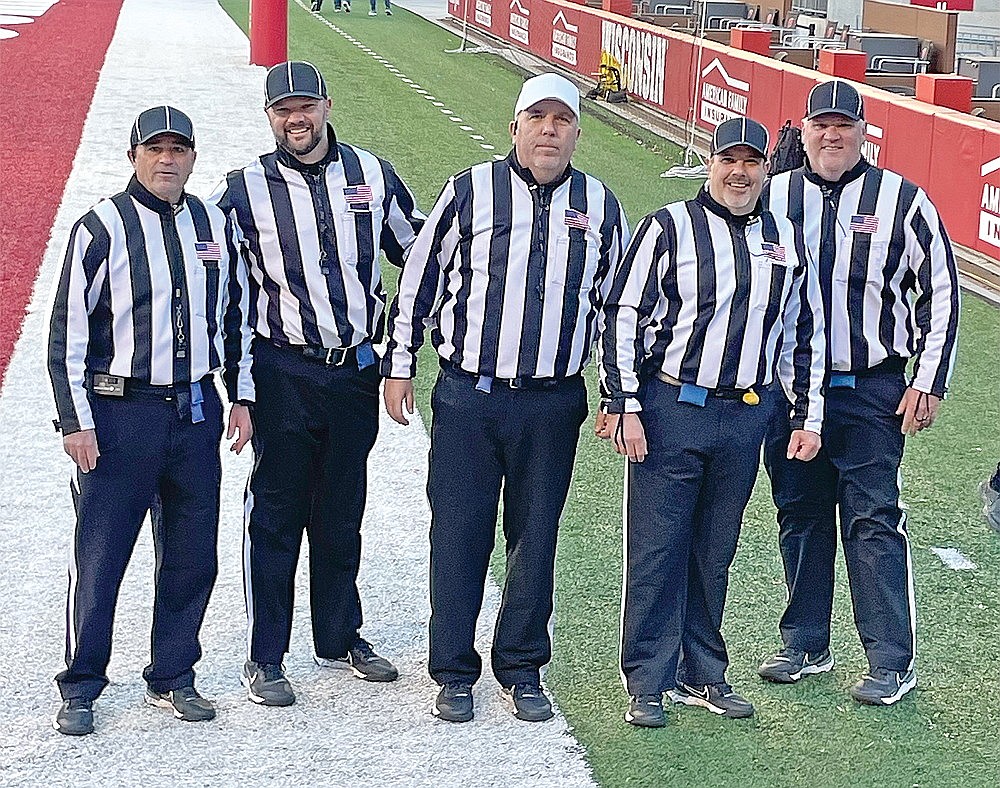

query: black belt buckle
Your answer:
[323,346,351,366]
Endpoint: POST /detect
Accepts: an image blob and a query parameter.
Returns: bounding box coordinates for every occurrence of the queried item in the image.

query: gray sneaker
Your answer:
[980,479,1000,532]
[145,686,216,721]
[53,698,94,736]
[668,682,755,718]
[242,660,296,706]
[849,667,916,706]
[433,682,474,722]
[500,683,553,722]
[624,694,665,728]
[314,638,399,682]
[758,647,834,683]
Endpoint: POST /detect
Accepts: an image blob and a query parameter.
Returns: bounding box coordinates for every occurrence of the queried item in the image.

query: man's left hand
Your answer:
[227,403,253,454]
[786,429,821,461]
[896,388,941,436]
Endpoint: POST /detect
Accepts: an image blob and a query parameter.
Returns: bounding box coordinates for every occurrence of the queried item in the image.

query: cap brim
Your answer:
[135,130,194,147]
[805,108,862,121]
[265,90,327,109]
[713,141,767,158]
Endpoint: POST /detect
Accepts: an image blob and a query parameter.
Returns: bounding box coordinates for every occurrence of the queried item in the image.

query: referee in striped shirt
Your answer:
[47,106,254,735]
[598,117,825,728]
[382,73,629,723]
[758,80,960,705]
[211,61,424,706]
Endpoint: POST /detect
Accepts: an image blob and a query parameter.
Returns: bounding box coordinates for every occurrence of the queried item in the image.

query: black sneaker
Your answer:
[758,647,834,683]
[242,660,296,706]
[500,683,554,722]
[849,667,916,706]
[344,0,351,11]
[433,682,474,722]
[385,7,393,13]
[53,698,94,736]
[145,686,216,721]
[310,1,321,10]
[624,694,665,728]
[668,682,755,718]
[314,638,399,682]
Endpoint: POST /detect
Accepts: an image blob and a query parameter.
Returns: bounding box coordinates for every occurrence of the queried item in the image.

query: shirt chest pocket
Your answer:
[751,256,795,313]
[188,259,220,319]
[335,208,378,267]
[552,235,599,290]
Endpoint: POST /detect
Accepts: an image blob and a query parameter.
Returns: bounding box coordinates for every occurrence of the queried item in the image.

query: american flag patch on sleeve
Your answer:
[194,241,221,261]
[849,214,879,234]
[344,185,374,205]
[761,242,786,262]
[564,209,590,230]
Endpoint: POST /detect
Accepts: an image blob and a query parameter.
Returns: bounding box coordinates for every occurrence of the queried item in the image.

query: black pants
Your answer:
[244,340,379,664]
[621,379,777,695]
[57,384,223,701]
[763,369,915,672]
[426,367,588,687]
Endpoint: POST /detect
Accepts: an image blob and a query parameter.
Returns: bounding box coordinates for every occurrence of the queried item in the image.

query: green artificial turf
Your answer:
[221,3,1000,785]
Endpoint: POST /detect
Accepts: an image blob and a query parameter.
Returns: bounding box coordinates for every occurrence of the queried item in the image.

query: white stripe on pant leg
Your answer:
[242,472,255,662]
[65,470,82,663]
[895,467,917,673]
[618,455,630,692]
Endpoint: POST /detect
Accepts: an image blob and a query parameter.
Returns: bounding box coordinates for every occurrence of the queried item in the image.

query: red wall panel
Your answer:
[455,0,1000,263]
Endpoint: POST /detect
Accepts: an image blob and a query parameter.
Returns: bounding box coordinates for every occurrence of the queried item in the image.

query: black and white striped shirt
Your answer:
[764,160,959,397]
[211,130,424,349]
[382,152,629,380]
[600,188,825,432]
[47,176,255,435]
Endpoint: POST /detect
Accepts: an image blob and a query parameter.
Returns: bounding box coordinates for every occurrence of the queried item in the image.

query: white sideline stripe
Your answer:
[0,1,595,784]
[929,547,977,570]
[299,0,500,156]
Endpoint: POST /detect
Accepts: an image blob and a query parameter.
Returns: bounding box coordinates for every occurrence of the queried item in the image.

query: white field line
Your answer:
[0,1,593,785]
[301,0,507,160]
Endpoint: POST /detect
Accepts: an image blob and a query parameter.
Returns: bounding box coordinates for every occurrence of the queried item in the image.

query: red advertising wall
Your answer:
[450,0,1000,264]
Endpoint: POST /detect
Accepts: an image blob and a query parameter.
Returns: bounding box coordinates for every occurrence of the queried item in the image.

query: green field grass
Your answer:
[221,3,1000,785]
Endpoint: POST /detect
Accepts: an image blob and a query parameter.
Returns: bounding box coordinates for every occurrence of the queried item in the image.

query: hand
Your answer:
[227,404,253,454]
[603,413,648,463]
[384,378,415,426]
[63,429,99,473]
[786,429,821,461]
[896,387,941,436]
[594,411,611,439]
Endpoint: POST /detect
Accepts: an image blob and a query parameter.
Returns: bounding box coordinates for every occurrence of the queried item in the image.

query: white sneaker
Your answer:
[369,9,377,14]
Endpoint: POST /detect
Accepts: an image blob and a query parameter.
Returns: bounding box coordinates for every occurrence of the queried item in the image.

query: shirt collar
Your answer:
[126,175,186,216]
[696,184,762,227]
[505,149,573,191]
[804,156,870,189]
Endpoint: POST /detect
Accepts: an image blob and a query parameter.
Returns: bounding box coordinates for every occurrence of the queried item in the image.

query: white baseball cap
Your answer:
[513,73,580,120]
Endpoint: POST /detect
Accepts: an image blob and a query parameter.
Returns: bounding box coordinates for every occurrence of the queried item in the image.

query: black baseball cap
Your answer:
[806,80,864,121]
[265,61,328,109]
[130,106,195,148]
[711,117,769,158]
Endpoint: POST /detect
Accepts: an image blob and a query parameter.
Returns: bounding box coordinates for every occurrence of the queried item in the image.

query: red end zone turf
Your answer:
[0,0,123,386]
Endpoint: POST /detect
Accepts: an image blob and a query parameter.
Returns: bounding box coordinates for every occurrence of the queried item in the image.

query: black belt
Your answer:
[654,370,758,403]
[271,340,360,367]
[440,360,577,391]
[85,373,213,400]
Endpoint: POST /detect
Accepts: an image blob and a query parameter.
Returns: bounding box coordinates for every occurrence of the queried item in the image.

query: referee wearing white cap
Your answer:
[598,117,825,728]
[211,61,424,706]
[382,73,629,723]
[758,80,960,705]
[47,106,255,735]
